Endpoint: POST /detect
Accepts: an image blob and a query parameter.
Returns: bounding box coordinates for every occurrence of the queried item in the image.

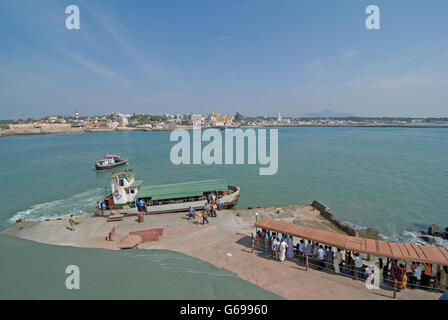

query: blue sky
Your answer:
[1,0,448,119]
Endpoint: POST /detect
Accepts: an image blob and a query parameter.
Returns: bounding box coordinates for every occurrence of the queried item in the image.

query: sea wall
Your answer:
[311,201,358,236]
[0,127,84,136]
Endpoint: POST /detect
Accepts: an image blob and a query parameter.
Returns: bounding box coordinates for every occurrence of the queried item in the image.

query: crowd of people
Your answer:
[187,192,223,225]
[255,229,448,293]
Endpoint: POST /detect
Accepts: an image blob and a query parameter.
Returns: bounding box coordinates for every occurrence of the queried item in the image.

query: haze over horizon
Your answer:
[1,0,448,119]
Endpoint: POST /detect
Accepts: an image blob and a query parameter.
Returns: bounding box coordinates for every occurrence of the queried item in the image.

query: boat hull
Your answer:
[97,186,240,216]
[95,160,127,170]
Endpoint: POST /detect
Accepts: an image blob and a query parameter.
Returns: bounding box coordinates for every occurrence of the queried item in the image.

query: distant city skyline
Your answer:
[1,0,448,119]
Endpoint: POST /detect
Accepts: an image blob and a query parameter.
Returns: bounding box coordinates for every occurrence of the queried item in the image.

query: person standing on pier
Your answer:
[271,237,279,259]
[212,202,217,217]
[326,246,334,269]
[202,209,209,225]
[264,231,270,251]
[69,214,75,231]
[286,236,294,259]
[334,248,343,274]
[304,240,312,258]
[279,238,288,262]
[297,239,305,260]
[317,245,325,270]
[437,266,448,293]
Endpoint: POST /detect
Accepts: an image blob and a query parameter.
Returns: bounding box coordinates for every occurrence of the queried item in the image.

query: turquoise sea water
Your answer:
[1,127,448,245]
[0,233,280,299]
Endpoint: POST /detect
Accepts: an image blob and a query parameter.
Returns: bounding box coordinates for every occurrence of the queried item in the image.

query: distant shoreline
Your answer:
[2,124,448,138]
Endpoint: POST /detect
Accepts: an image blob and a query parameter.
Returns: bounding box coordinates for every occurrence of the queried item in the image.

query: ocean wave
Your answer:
[127,251,233,277]
[8,188,102,223]
[345,220,448,247]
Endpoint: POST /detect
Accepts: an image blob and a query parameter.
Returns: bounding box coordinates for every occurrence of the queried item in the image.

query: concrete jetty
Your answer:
[2,205,441,300]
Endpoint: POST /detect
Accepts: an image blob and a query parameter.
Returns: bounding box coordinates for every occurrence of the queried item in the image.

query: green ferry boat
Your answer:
[99,169,240,215]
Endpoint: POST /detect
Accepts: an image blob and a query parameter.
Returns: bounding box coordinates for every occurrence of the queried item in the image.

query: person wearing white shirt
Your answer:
[354,252,364,278]
[298,240,305,261]
[279,239,288,262]
[317,245,325,270]
[409,262,422,288]
[304,241,312,257]
[271,237,279,259]
[334,248,343,274]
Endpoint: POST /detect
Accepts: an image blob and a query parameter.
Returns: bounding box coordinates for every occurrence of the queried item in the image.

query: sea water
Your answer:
[1,127,447,245]
[0,233,280,299]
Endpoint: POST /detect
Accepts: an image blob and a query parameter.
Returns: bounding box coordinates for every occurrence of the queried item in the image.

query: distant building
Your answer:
[191,114,203,129]
[208,112,234,127]
[118,116,129,127]
[48,116,58,123]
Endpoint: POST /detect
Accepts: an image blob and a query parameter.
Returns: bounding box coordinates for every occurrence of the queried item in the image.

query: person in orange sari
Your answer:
[396,263,407,291]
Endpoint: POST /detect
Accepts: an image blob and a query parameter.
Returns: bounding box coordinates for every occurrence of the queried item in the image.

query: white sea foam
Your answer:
[345,220,448,247]
[127,251,232,276]
[9,188,102,223]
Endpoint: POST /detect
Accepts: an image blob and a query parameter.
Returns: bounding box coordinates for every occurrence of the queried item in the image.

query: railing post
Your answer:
[435,265,440,289]
[251,233,254,254]
[393,279,397,298]
[306,255,309,271]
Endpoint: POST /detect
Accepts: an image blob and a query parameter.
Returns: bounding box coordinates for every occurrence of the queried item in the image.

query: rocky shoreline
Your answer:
[419,224,448,244]
[310,201,380,239]
[2,124,448,138]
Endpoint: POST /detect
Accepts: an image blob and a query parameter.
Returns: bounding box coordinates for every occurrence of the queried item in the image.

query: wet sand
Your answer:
[3,205,441,300]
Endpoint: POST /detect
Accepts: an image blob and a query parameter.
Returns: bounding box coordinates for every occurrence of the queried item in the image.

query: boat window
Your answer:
[119,179,124,186]
[130,189,135,194]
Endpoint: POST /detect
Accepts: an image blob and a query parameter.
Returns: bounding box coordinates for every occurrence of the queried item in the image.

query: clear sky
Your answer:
[1,0,448,119]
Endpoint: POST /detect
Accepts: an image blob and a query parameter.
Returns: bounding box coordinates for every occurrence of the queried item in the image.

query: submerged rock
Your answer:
[420,235,436,244]
[356,228,380,240]
[428,224,442,237]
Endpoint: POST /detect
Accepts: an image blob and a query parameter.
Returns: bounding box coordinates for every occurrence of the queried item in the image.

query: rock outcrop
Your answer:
[428,224,442,237]
[310,201,358,237]
[420,235,436,244]
[356,228,380,240]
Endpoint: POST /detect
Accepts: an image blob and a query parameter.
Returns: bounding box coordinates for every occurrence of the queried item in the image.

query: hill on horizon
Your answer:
[300,109,356,118]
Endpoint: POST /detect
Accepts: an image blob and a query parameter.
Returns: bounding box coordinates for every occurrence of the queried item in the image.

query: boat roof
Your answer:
[255,218,448,266]
[137,179,228,201]
[126,180,143,188]
[110,171,133,179]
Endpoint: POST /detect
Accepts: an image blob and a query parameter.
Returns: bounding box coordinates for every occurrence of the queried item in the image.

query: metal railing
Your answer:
[250,234,446,297]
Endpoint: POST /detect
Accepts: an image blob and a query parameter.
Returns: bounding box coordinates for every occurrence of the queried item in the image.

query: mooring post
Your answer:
[435,265,440,289]
[393,279,397,298]
[306,255,309,271]
[251,233,254,254]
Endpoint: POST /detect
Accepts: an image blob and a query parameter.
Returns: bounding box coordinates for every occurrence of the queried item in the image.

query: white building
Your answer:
[118,116,129,126]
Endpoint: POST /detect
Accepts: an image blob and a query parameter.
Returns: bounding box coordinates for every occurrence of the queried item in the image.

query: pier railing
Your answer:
[250,234,447,298]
